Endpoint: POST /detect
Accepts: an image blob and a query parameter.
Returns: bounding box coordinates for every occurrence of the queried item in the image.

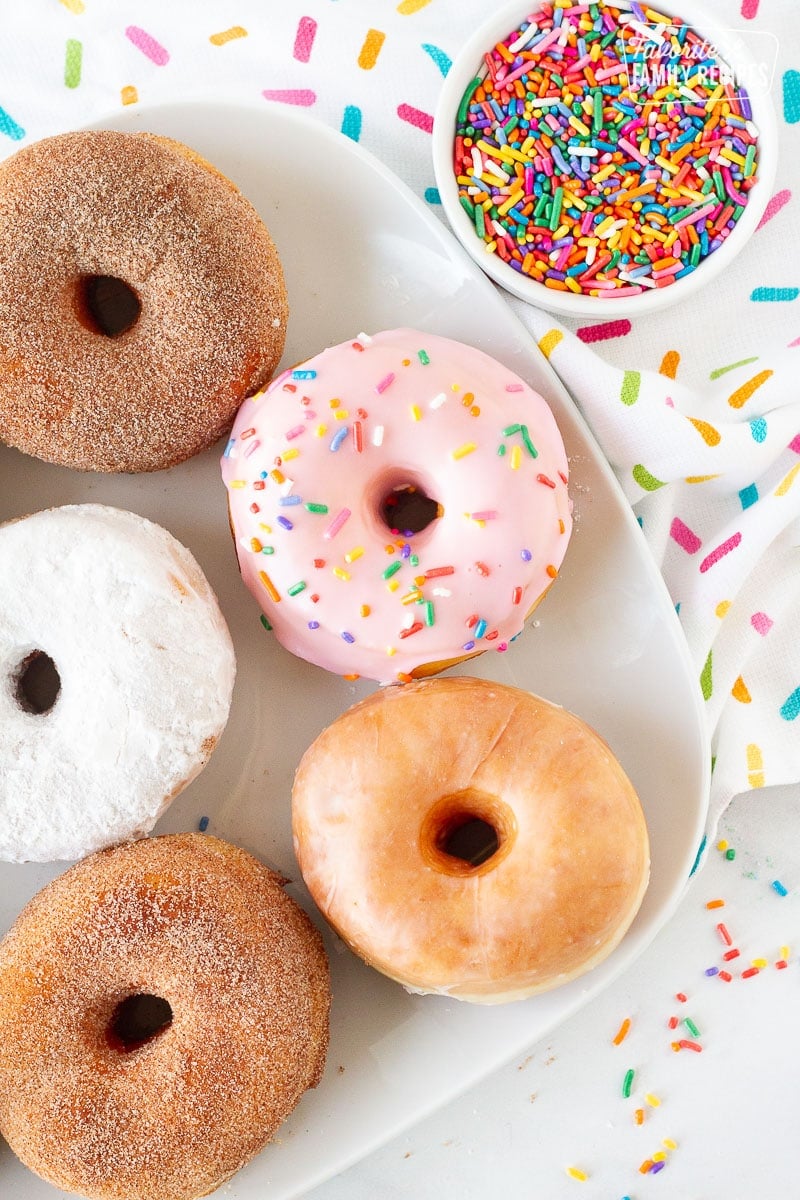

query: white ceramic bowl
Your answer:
[432,0,778,317]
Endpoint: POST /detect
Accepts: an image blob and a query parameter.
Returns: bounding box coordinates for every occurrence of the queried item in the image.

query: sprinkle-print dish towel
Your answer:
[516,307,800,843]
[0,0,798,848]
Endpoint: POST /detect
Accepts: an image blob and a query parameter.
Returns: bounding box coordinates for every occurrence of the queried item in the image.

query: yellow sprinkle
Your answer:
[716,600,732,618]
[749,772,765,789]
[717,839,729,851]
[258,523,273,534]
[652,1151,667,1163]
[538,328,563,359]
[250,538,263,554]
[655,155,679,175]
[401,589,422,605]
[397,0,433,13]
[314,425,327,438]
[334,408,349,421]
[498,189,524,216]
[386,580,400,593]
[410,404,422,421]
[360,604,371,617]
[685,474,721,483]
[258,571,280,602]
[593,163,616,184]
[386,646,397,656]
[645,1093,661,1108]
[120,85,138,106]
[209,25,248,45]
[510,444,522,470]
[452,442,477,460]
[662,1138,678,1150]
[565,1167,588,1182]
[270,469,285,484]
[58,0,85,11]
[282,448,299,461]
[776,462,800,496]
[345,547,364,564]
[746,743,763,772]
[333,567,351,581]
[781,945,791,959]
[752,957,768,969]
[329,398,341,408]
[228,480,246,489]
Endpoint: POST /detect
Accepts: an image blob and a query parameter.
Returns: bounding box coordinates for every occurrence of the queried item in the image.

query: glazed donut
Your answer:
[0,129,287,472]
[0,504,235,862]
[292,677,649,1003]
[0,833,330,1200]
[221,328,572,683]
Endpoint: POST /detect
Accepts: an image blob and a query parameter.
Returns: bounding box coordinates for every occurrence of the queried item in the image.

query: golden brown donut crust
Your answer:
[293,677,650,1003]
[0,129,288,472]
[0,834,330,1200]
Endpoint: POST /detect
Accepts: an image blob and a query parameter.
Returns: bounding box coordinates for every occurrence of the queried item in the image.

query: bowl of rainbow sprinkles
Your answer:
[433,0,777,316]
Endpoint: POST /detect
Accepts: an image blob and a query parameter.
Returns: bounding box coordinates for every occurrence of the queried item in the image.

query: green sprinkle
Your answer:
[418,349,430,365]
[259,614,272,632]
[305,502,329,513]
[671,203,701,223]
[520,425,538,458]
[620,370,641,406]
[458,76,481,126]
[622,1068,635,1098]
[424,601,435,626]
[725,848,736,860]
[709,356,759,380]
[262,546,275,555]
[475,204,486,239]
[64,38,82,89]
[549,185,564,231]
[744,144,756,177]
[497,443,507,457]
[684,1018,701,1038]
[503,423,522,436]
[592,89,603,133]
[700,648,713,701]
[460,195,475,219]
[690,243,702,267]
[287,581,307,597]
[382,561,402,580]
[713,171,726,202]
[410,554,419,567]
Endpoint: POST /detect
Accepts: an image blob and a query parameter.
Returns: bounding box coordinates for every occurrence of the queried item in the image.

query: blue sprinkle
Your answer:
[705,965,719,976]
[421,43,452,77]
[749,417,768,443]
[689,834,707,876]
[279,495,302,506]
[223,438,236,458]
[308,620,320,630]
[780,686,800,721]
[474,618,488,639]
[341,104,362,142]
[0,106,25,141]
[341,630,355,644]
[772,879,789,896]
[198,816,210,832]
[277,515,294,530]
[739,483,759,510]
[330,427,349,452]
[751,287,800,302]
[292,369,317,379]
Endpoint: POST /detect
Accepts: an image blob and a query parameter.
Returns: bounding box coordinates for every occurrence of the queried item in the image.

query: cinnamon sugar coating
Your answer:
[0,130,288,472]
[0,834,330,1200]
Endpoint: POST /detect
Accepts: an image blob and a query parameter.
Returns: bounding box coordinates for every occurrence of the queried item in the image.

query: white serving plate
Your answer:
[0,102,709,1199]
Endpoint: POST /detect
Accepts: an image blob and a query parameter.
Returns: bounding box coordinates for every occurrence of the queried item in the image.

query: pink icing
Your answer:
[221,329,572,682]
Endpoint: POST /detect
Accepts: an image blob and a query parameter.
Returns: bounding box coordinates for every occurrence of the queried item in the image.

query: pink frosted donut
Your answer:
[221,329,572,683]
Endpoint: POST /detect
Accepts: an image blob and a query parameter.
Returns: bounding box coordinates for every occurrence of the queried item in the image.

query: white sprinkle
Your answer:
[430,393,447,410]
[372,425,385,447]
[356,331,372,345]
[432,587,452,598]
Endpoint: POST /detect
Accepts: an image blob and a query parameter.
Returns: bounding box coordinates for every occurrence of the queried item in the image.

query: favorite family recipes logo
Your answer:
[619,21,778,104]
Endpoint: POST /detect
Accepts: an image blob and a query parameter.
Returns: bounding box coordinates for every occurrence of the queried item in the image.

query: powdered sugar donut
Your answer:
[222,329,572,683]
[0,505,236,862]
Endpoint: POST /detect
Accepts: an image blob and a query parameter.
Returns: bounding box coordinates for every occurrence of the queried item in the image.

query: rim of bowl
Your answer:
[432,0,778,318]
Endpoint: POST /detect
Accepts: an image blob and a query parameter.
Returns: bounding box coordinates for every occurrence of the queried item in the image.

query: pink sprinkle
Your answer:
[670,517,702,554]
[700,532,743,573]
[471,511,498,521]
[397,103,434,133]
[757,189,791,231]
[751,611,774,636]
[577,319,632,344]
[506,383,524,392]
[242,439,261,458]
[262,89,316,106]
[125,25,169,65]
[375,372,395,394]
[285,425,306,441]
[674,201,718,230]
[324,508,351,539]
[789,433,800,453]
[741,0,760,15]
[293,15,317,62]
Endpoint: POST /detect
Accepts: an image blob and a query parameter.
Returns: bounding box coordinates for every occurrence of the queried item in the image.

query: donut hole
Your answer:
[108,993,173,1053]
[368,470,442,538]
[14,651,61,714]
[75,274,141,337]
[421,790,516,877]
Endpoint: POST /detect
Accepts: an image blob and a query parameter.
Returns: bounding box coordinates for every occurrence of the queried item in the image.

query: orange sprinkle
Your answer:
[258,571,281,603]
[209,26,248,45]
[120,85,138,106]
[634,1108,645,1125]
[706,899,725,909]
[612,1017,631,1045]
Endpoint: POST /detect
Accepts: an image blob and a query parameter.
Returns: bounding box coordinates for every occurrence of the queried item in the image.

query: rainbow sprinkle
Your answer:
[452,1,759,298]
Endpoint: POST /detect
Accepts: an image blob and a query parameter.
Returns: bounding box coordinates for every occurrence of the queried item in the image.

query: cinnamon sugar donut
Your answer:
[0,129,287,472]
[292,677,649,1003]
[0,834,330,1200]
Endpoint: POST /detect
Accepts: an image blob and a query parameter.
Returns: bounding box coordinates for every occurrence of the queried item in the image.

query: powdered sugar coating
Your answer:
[222,329,572,683]
[0,834,330,1200]
[0,505,236,862]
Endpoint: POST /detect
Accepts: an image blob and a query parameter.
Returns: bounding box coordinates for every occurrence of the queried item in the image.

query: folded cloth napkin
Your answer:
[1,0,798,851]
[512,308,800,845]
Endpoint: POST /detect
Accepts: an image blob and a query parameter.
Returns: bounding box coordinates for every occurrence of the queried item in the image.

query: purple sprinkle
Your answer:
[277,516,294,531]
[308,620,320,630]
[279,495,302,506]
[521,548,532,562]
[650,1162,666,1175]
[341,630,356,643]
[198,816,210,832]
[462,640,476,651]
[705,966,720,976]
[401,543,412,558]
